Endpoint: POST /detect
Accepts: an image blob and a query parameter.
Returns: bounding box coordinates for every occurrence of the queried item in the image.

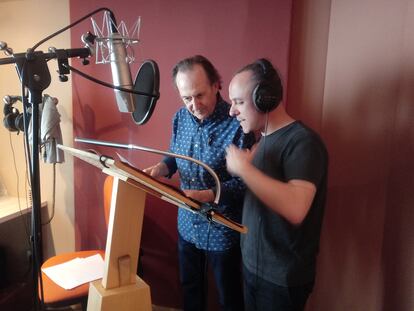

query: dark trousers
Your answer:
[178,234,244,311]
[243,265,313,311]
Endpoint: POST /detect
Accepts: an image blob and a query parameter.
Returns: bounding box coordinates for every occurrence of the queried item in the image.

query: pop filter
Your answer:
[132,59,160,125]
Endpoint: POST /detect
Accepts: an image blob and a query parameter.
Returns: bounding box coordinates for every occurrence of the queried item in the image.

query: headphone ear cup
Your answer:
[4,114,18,132]
[252,81,281,113]
[3,106,20,132]
[14,113,25,132]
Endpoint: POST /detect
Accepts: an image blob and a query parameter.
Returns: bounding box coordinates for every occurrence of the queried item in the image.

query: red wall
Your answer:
[70,0,292,307]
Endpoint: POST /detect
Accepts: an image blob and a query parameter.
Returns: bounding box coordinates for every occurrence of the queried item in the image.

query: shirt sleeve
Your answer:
[284,131,328,187]
[161,112,179,178]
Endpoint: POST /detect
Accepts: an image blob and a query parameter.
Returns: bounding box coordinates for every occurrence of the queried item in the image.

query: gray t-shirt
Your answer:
[241,121,328,286]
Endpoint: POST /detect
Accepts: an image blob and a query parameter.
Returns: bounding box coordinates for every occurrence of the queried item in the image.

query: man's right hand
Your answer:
[143,162,169,178]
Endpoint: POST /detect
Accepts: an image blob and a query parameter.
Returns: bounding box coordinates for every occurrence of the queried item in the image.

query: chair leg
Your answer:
[81,297,88,311]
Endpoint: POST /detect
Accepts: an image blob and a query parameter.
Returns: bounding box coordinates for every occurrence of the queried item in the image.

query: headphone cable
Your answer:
[255,112,269,286]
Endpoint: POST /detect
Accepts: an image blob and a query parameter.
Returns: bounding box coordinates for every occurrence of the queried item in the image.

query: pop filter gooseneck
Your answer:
[132,59,160,125]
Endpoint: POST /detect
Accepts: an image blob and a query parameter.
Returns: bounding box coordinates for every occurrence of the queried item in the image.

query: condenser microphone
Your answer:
[84,10,160,123]
[108,29,135,113]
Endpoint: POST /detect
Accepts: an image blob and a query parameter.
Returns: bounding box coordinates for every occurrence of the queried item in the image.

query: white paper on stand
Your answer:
[42,254,104,290]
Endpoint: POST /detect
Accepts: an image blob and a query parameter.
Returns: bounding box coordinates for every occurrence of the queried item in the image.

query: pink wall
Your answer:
[69,0,292,307]
[288,1,414,310]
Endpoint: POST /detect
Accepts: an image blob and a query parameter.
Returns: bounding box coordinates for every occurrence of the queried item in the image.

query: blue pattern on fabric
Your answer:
[163,98,254,251]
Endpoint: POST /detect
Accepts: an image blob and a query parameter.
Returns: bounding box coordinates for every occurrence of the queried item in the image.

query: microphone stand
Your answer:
[0,47,91,311]
[0,7,158,310]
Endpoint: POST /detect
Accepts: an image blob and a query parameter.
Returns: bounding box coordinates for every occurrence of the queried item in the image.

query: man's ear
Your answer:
[212,82,220,93]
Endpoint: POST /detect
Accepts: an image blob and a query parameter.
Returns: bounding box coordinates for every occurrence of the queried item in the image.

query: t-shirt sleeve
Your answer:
[284,132,327,187]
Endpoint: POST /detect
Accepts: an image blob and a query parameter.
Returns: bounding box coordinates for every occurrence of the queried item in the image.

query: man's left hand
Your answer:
[183,189,214,203]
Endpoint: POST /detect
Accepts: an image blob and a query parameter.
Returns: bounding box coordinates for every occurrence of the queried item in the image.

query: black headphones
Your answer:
[252,59,283,113]
[3,96,25,132]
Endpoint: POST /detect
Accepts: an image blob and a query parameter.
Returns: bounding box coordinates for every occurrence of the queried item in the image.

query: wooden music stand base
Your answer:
[86,176,151,310]
[88,275,151,310]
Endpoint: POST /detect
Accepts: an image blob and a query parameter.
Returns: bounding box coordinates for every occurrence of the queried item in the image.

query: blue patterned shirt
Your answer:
[163,97,255,251]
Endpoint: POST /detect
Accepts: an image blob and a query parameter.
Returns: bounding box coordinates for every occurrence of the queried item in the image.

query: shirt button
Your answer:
[191,178,195,182]
[195,144,198,147]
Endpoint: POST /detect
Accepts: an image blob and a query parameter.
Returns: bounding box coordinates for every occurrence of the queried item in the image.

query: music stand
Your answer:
[58,144,247,310]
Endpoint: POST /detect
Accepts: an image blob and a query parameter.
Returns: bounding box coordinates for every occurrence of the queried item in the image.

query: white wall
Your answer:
[0,0,74,258]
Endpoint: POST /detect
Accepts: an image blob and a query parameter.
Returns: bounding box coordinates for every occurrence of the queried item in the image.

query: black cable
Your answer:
[255,112,269,287]
[30,7,114,52]
[5,131,36,284]
[203,221,212,311]
[65,63,159,98]
[8,132,31,242]
[17,75,45,310]
[21,86,32,186]
[41,163,56,225]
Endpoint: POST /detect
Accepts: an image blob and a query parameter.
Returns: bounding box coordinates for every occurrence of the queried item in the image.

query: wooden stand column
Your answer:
[87,177,151,311]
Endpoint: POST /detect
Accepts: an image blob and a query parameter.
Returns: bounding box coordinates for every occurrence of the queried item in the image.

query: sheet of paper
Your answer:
[42,254,104,290]
[116,152,134,166]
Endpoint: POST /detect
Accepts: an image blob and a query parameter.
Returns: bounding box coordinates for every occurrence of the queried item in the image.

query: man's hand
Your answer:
[225,144,256,178]
[183,189,215,203]
[143,162,169,178]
